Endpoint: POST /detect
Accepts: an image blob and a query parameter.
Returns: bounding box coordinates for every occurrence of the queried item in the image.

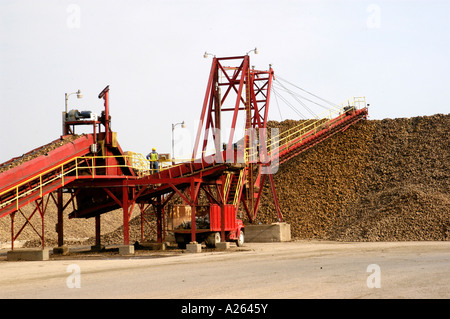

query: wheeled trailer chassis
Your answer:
[171,204,245,248]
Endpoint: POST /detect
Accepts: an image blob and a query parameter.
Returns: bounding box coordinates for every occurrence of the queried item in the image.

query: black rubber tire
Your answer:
[236,230,244,247]
[205,232,221,248]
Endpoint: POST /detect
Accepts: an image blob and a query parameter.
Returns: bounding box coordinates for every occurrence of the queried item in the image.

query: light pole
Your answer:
[204,48,257,59]
[246,47,258,55]
[203,51,215,59]
[63,89,83,135]
[172,121,186,164]
[65,89,83,114]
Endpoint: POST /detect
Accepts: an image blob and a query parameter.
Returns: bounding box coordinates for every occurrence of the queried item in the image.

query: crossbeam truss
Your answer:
[191,56,280,223]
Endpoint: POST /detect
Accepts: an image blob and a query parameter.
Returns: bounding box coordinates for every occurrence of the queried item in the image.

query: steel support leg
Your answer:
[57,189,64,247]
[190,180,196,243]
[95,215,101,247]
[122,186,130,245]
[156,195,163,243]
[268,174,283,222]
[10,211,15,251]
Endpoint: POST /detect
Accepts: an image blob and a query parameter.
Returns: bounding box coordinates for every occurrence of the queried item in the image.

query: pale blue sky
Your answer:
[1,0,449,163]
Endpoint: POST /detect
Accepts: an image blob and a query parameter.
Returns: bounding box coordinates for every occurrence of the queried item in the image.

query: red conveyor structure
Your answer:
[0,56,368,250]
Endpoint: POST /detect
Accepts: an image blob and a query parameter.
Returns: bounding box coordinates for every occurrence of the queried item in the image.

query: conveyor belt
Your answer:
[0,135,95,217]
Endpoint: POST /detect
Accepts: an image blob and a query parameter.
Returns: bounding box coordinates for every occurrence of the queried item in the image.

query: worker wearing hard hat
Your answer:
[146,147,159,173]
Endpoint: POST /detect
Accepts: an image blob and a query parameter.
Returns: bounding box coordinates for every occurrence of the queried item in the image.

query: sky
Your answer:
[1,0,449,164]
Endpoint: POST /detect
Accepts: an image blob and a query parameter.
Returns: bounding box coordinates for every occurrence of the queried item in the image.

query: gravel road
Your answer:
[0,240,449,299]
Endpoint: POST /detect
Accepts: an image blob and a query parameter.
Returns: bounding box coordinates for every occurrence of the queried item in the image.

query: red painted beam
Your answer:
[0,134,94,193]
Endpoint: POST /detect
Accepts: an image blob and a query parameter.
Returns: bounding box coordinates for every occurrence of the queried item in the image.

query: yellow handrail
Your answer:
[246,96,366,160]
[0,153,186,210]
[223,172,231,202]
[233,169,244,207]
[268,97,364,151]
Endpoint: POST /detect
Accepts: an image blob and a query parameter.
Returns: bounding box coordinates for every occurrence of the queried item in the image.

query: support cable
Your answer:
[269,75,341,122]
[272,82,330,112]
[276,75,339,108]
[272,86,284,121]
[273,80,318,118]
[271,87,306,118]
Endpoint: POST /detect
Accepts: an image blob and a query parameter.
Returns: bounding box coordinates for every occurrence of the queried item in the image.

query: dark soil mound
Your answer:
[257,114,449,241]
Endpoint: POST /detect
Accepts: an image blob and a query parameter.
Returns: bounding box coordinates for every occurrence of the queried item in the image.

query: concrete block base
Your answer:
[118,245,135,255]
[138,242,166,250]
[91,244,105,252]
[216,242,230,250]
[53,245,69,255]
[7,248,49,261]
[186,242,202,253]
[245,222,291,242]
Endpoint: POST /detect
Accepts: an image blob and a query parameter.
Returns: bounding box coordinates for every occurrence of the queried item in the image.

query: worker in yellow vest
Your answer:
[146,147,159,173]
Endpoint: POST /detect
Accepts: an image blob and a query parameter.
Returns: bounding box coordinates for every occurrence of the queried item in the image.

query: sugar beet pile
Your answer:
[0,114,448,246]
[259,113,449,241]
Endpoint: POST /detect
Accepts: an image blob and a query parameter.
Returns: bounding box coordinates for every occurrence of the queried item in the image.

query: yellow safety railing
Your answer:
[223,172,232,202]
[246,97,366,160]
[233,169,244,207]
[0,153,185,211]
[1,157,80,211]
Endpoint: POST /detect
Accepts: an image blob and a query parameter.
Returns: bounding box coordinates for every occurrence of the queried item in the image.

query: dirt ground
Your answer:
[0,241,449,299]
